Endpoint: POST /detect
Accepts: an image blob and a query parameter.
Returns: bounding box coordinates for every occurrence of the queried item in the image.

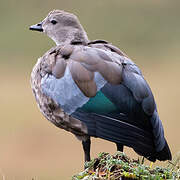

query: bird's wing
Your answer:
[41,43,171,161]
[41,44,123,114]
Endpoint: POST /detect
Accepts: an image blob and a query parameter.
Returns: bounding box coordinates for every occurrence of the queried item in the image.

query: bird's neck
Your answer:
[53,27,89,46]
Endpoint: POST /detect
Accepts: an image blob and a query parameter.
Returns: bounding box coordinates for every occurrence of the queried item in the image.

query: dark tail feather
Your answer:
[93,114,158,158]
[150,111,172,161]
[156,140,172,161]
[72,111,157,159]
[72,111,171,161]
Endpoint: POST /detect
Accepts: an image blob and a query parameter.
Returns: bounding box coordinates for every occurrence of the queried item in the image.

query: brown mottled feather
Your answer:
[41,42,124,96]
[52,57,67,78]
[68,60,97,97]
[96,49,113,62]
[71,46,123,84]
[31,56,88,138]
[97,61,122,84]
[60,44,74,58]
[70,47,99,65]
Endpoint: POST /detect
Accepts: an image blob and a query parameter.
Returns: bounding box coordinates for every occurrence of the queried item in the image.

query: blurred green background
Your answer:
[0,0,180,179]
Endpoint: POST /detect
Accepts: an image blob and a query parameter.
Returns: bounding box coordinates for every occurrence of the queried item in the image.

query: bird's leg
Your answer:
[82,137,91,163]
[116,143,124,152]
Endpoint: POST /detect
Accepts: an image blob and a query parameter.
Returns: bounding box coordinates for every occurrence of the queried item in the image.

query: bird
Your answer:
[29,10,172,163]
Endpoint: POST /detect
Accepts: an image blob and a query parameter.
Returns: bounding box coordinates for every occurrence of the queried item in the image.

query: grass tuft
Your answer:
[72,151,180,180]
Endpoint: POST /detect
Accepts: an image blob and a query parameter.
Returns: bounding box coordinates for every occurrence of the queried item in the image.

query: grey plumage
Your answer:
[42,67,89,114]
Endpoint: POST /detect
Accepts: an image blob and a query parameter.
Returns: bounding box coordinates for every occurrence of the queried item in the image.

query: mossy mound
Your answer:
[72,152,180,180]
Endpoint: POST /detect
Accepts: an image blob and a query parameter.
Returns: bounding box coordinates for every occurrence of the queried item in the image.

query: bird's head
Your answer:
[29,10,89,45]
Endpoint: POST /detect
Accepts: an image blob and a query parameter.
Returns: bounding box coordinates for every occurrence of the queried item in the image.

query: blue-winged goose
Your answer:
[29,10,171,163]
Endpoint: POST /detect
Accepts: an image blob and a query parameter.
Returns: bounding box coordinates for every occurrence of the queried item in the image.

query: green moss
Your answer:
[72,152,180,180]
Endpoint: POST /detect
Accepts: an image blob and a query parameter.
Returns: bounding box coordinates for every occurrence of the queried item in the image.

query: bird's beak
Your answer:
[29,22,43,32]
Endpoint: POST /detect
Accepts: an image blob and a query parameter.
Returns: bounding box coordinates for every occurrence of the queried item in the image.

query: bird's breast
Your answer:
[30,56,88,137]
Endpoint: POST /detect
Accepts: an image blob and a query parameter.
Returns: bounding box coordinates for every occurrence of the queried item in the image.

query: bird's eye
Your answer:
[51,20,57,25]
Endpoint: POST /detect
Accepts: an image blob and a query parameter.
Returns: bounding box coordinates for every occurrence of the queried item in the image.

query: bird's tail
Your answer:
[149,111,172,161]
[155,140,172,161]
[91,113,158,161]
[72,111,172,162]
[73,111,157,159]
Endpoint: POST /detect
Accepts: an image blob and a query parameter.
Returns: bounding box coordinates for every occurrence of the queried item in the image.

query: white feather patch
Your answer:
[41,67,106,114]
